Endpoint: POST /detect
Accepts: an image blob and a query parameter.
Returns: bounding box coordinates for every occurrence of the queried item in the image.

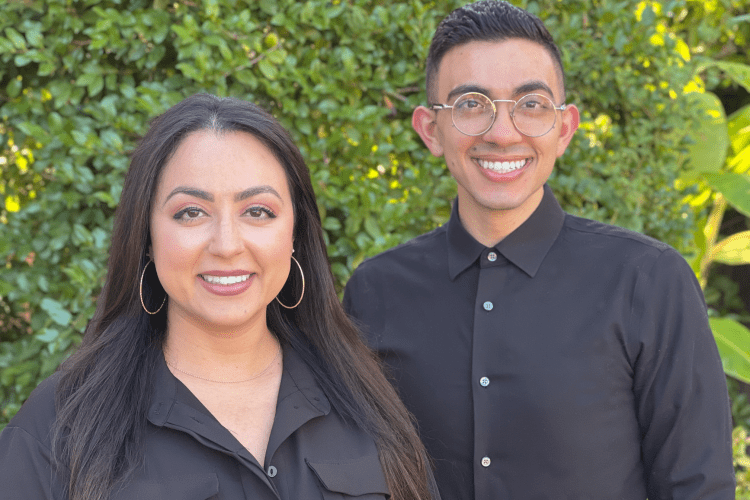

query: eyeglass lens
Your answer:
[452,93,558,137]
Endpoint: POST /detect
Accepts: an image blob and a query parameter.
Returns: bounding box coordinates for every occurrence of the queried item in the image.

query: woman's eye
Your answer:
[246,206,276,219]
[174,207,205,220]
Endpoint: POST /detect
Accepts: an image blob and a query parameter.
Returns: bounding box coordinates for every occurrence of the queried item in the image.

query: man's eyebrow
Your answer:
[513,80,555,99]
[162,185,282,206]
[446,84,492,103]
[444,80,557,103]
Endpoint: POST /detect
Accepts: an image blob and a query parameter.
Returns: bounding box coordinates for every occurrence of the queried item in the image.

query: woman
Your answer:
[0,94,437,500]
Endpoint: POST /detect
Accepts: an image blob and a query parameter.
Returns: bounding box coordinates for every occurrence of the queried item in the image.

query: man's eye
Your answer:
[458,99,484,110]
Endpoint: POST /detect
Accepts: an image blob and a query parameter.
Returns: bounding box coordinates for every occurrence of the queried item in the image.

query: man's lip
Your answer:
[475,157,531,171]
[474,156,532,163]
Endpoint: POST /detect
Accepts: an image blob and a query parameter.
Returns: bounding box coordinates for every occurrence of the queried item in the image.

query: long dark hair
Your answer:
[52,94,432,500]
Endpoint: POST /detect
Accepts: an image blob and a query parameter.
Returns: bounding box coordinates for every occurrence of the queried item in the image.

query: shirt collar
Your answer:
[148,342,331,429]
[447,184,565,279]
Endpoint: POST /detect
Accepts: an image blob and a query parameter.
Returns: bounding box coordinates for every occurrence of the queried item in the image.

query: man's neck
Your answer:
[456,188,544,247]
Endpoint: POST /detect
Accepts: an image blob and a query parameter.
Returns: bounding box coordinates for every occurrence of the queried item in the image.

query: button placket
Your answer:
[473,256,505,494]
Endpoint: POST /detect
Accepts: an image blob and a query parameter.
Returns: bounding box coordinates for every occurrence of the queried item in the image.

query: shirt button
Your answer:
[487,252,497,262]
[481,456,491,467]
[267,465,277,477]
[483,301,493,311]
[480,376,490,387]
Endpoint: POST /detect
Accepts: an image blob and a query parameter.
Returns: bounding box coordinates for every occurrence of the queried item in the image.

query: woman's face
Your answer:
[150,130,295,334]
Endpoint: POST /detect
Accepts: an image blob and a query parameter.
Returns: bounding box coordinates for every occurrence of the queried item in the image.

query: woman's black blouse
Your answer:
[0,344,401,500]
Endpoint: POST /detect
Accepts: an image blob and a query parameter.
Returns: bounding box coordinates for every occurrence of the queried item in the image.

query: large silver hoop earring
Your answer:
[275,255,305,309]
[140,260,166,315]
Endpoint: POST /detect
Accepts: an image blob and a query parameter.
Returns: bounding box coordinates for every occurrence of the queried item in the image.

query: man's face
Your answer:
[414,38,578,227]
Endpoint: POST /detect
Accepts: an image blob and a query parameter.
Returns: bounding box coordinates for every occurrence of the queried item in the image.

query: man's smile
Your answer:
[476,158,531,174]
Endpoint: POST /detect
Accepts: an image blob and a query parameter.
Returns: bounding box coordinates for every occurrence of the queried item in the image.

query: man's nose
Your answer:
[482,104,523,143]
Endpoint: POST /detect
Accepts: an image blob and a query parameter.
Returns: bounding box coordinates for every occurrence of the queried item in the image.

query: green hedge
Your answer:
[0,0,700,426]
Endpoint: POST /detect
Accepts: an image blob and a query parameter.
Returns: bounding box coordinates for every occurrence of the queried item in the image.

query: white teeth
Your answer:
[478,159,527,173]
[201,274,250,285]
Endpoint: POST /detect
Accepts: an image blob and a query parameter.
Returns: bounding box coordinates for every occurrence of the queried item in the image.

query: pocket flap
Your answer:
[113,473,219,500]
[306,453,389,496]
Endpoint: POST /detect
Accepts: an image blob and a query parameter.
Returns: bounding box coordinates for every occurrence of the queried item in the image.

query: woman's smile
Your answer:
[149,130,295,333]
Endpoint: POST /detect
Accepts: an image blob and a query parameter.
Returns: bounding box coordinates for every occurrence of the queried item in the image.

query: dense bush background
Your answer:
[1,0,748,487]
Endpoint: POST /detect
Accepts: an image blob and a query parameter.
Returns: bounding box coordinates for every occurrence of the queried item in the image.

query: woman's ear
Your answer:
[412,106,445,158]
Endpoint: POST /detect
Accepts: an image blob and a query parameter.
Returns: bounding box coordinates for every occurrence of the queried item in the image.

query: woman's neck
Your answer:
[162,311,280,383]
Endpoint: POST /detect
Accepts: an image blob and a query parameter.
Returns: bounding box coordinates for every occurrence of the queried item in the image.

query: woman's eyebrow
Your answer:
[163,187,213,206]
[162,185,282,207]
[234,186,281,202]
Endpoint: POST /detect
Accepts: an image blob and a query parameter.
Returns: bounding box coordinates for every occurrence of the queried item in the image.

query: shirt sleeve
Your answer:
[343,267,365,319]
[345,268,443,500]
[631,248,735,499]
[0,425,59,499]
[343,264,386,347]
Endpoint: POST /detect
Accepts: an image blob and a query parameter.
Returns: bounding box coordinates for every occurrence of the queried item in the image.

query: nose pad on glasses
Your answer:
[484,105,521,139]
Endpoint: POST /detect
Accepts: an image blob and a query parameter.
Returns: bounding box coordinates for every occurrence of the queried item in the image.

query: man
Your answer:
[343,1,735,498]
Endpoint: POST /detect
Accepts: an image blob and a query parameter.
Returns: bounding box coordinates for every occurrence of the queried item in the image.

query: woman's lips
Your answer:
[198,273,254,296]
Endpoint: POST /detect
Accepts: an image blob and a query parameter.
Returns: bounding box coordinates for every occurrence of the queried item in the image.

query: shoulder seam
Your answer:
[356,225,447,267]
[563,214,670,252]
[4,423,55,456]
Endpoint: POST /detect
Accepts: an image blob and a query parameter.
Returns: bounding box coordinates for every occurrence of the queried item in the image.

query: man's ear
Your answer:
[556,104,580,157]
[412,106,444,158]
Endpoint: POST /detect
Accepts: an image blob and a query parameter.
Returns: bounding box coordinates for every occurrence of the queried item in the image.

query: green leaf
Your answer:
[323,217,342,231]
[710,317,750,384]
[683,92,728,175]
[4,27,27,50]
[730,145,750,174]
[25,29,43,47]
[712,61,750,94]
[728,104,750,156]
[711,231,750,265]
[702,172,750,217]
[364,215,383,239]
[40,298,72,326]
[6,78,22,98]
[258,58,278,80]
[35,328,60,343]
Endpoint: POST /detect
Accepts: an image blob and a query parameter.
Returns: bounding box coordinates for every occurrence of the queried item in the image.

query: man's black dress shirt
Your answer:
[0,343,395,499]
[344,185,734,499]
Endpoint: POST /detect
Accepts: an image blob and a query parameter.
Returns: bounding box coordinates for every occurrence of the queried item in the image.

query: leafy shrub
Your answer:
[0,0,700,426]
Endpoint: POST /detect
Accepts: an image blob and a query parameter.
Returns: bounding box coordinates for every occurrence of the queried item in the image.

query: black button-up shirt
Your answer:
[343,185,734,499]
[0,344,391,499]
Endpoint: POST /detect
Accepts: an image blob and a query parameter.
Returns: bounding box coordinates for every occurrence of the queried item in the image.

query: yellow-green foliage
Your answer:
[0,0,711,426]
[735,426,750,497]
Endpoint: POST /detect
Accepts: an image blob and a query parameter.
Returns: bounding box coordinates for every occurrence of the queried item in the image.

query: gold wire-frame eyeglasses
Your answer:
[431,92,567,138]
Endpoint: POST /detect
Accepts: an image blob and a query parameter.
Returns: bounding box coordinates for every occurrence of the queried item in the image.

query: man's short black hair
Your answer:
[425,0,566,102]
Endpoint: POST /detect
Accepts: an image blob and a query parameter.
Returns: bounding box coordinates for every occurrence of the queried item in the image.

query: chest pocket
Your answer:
[306,454,390,499]
[112,473,219,500]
